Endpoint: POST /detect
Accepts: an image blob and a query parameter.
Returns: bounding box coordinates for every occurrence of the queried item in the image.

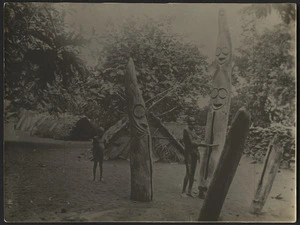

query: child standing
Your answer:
[92,127,105,181]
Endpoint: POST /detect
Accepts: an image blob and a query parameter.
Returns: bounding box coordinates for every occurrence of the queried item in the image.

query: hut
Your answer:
[102,113,185,163]
[69,117,98,141]
[15,109,98,141]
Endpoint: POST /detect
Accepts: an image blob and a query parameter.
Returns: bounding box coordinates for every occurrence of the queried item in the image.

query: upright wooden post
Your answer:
[125,58,153,202]
[198,107,250,221]
[249,135,284,214]
[198,8,233,197]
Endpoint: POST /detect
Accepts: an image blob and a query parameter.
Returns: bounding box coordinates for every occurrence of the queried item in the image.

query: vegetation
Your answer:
[86,16,210,127]
[5,3,210,128]
[244,126,295,167]
[4,3,89,115]
[240,3,295,25]
[232,4,296,165]
[232,22,295,128]
[4,3,295,165]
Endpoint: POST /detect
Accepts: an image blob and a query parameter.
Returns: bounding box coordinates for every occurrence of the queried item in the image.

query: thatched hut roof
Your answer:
[15,109,97,140]
[148,112,184,155]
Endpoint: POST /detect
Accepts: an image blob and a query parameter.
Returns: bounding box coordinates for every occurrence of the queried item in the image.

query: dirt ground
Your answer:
[4,131,296,222]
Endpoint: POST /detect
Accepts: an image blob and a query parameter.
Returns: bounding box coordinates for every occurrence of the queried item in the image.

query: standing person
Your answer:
[92,127,105,181]
[182,117,216,197]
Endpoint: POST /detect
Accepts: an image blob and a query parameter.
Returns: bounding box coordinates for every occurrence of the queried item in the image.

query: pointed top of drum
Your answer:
[218,8,229,33]
[127,57,134,67]
[127,57,136,75]
[125,57,138,85]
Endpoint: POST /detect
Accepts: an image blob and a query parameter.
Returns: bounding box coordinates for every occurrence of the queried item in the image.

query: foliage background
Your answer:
[4,3,296,164]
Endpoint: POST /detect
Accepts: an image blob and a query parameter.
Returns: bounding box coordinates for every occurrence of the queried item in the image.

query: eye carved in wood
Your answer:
[131,104,148,138]
[134,104,146,119]
[216,47,230,65]
[210,88,229,110]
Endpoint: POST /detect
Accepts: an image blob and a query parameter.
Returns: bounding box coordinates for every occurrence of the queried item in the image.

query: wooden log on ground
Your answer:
[198,8,233,198]
[125,58,153,202]
[249,135,284,214]
[198,107,250,221]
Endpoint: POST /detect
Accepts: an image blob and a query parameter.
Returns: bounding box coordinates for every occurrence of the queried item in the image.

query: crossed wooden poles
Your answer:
[123,8,284,222]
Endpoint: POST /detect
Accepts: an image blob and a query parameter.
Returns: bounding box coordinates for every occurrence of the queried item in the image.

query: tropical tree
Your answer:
[4,2,89,114]
[88,16,210,127]
[234,6,295,128]
[240,3,295,25]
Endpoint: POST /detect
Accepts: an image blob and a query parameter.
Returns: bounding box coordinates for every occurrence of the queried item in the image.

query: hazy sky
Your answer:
[58,3,281,64]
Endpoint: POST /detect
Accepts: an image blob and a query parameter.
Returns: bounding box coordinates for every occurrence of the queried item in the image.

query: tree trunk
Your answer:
[198,107,250,221]
[249,135,284,214]
[198,8,233,197]
[125,58,153,202]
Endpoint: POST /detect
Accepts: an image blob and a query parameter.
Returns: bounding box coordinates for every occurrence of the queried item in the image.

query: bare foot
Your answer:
[187,192,196,198]
[181,193,188,197]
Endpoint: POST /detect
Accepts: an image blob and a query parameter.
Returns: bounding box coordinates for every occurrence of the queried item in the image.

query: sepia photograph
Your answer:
[3,2,296,222]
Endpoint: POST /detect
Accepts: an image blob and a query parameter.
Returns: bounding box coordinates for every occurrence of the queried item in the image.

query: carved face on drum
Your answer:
[210,87,229,110]
[125,58,149,137]
[216,9,231,66]
[216,47,230,65]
